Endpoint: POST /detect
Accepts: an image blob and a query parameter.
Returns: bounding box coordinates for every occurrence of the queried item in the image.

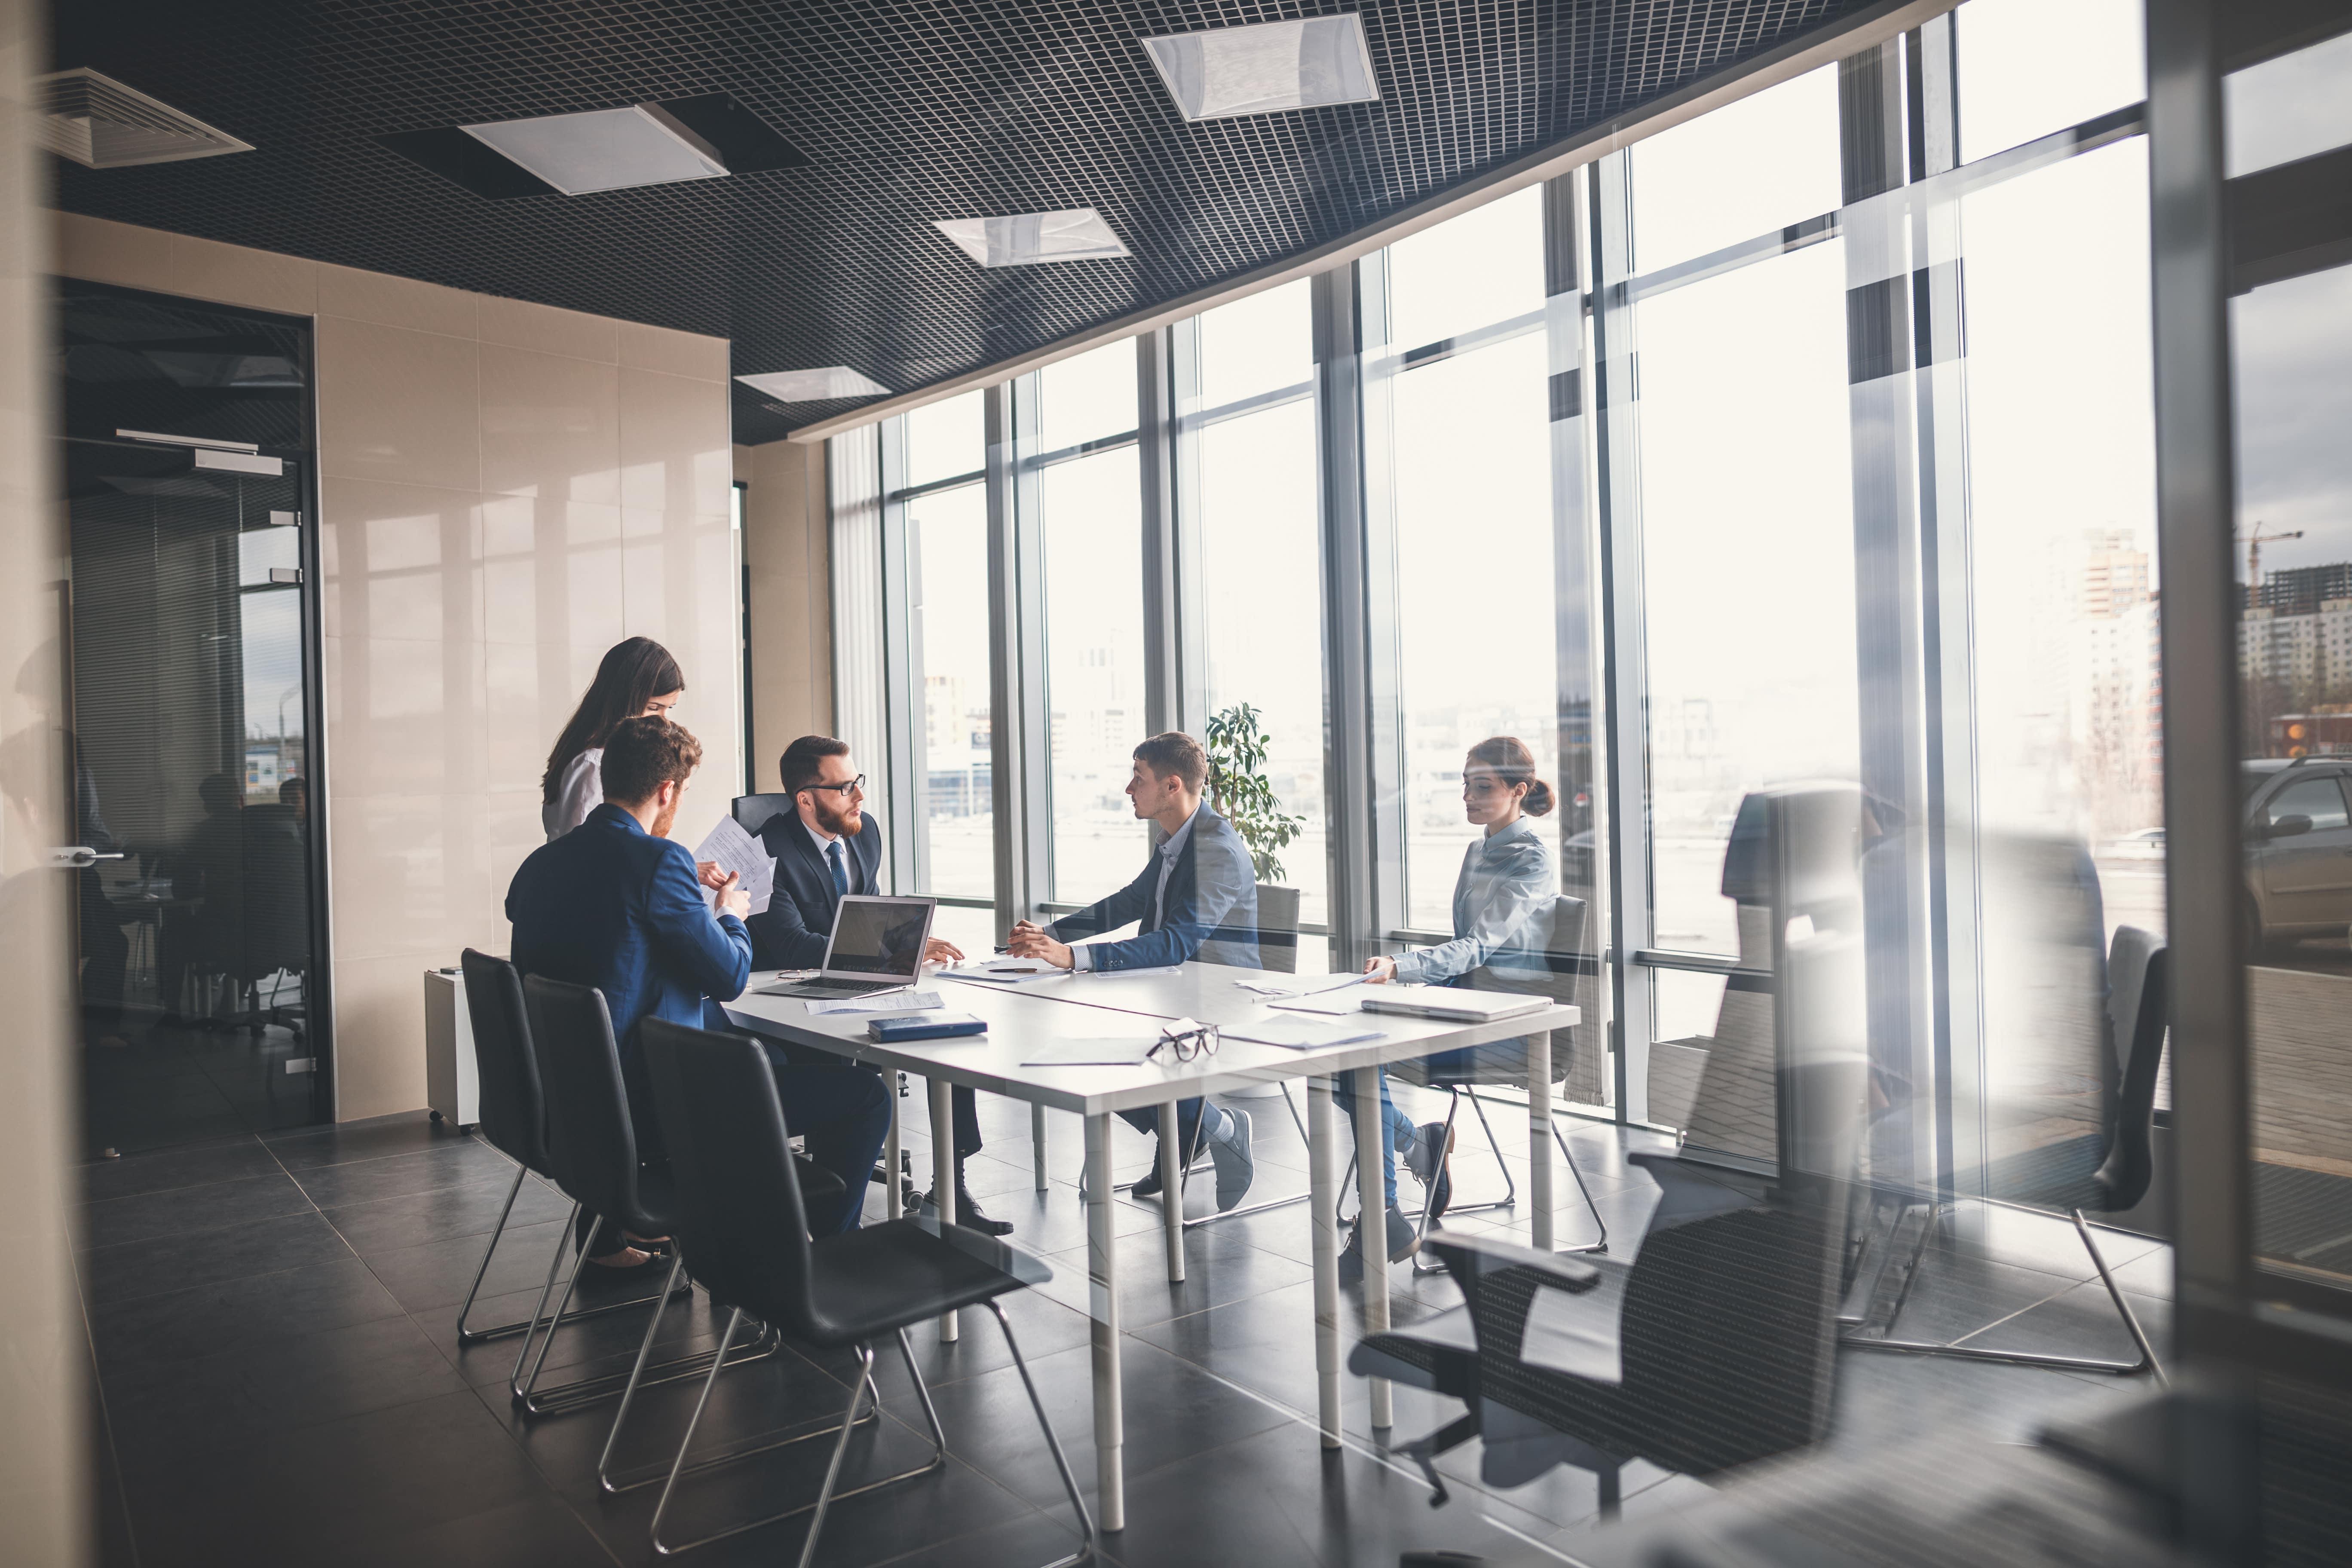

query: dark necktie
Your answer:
[827,838,849,897]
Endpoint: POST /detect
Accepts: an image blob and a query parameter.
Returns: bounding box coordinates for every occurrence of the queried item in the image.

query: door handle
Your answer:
[49,847,125,869]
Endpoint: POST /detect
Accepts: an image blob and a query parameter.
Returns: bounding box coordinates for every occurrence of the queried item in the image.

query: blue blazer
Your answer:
[745,812,885,971]
[507,804,753,1104]
[1047,804,1260,972]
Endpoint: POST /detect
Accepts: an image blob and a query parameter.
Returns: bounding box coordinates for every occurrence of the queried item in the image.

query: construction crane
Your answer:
[2241,520,2305,610]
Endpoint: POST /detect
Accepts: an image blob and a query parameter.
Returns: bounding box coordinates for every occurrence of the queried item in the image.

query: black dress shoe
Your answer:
[925,1182,1014,1235]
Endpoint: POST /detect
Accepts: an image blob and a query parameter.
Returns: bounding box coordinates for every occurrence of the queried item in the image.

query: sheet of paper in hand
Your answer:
[692,815,776,916]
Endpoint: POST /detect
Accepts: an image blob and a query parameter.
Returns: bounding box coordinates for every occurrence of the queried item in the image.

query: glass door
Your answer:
[60,283,327,1154]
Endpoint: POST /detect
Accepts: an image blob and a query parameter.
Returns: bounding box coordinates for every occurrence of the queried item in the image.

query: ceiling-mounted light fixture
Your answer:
[380,92,805,200]
[931,208,1129,267]
[735,367,891,402]
[1142,15,1381,120]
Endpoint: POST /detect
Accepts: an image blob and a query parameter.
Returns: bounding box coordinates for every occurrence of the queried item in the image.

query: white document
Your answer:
[1234,973,1365,999]
[1077,964,1182,980]
[1020,1039,1160,1066]
[1268,990,1368,1017]
[693,815,776,916]
[949,959,1069,988]
[1222,1018,1386,1049]
[807,989,943,1016]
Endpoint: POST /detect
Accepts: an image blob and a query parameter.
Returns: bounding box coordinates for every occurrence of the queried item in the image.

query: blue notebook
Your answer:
[867,1012,987,1042]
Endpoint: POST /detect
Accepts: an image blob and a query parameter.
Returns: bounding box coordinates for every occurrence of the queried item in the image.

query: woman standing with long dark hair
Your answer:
[542,638,686,841]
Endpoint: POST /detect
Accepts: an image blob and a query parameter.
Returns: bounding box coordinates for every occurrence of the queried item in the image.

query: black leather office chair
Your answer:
[1852,926,2168,1380]
[514,977,802,1419]
[732,792,796,835]
[1352,1056,1862,1514]
[640,1019,1092,1566]
[454,950,682,1347]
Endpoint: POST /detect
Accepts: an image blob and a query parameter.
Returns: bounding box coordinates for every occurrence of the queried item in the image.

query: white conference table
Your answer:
[725,961,1576,1533]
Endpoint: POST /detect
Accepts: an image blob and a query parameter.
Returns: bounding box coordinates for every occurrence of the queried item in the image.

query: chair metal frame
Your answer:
[452,1160,684,1345]
[1114,1079,1317,1228]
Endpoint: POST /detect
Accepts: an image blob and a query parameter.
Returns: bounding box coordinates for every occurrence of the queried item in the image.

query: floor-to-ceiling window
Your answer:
[1179,279,1329,968]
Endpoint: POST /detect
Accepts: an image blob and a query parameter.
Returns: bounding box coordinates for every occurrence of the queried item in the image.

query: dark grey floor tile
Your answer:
[812,1277,1095,1400]
[859,1503,1092,1568]
[80,1208,355,1306]
[426,1275,708,1390]
[1869,1246,2082,1347]
[291,1138,518,1208]
[121,1388,553,1568]
[911,1181,1162,1257]
[364,1215,580,1315]
[265,1110,467,1170]
[1030,1221,1312,1330]
[323,1167,574,1257]
[1823,1344,2133,1459]
[330,1493,622,1568]
[103,1312,471,1478]
[1954,1278,2173,1370]
[88,1255,407,1369]
[80,1167,315,1251]
[80,1134,278,1203]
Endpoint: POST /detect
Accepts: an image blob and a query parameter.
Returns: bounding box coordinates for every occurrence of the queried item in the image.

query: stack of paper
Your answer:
[1222,1018,1386,1049]
[807,990,943,1016]
[951,959,1069,987]
[692,816,777,916]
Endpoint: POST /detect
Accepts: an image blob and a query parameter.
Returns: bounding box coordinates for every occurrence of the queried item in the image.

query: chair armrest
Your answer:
[1423,1229,1601,1291]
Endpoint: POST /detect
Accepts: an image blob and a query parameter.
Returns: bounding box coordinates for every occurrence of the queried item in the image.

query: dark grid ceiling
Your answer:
[54,1,1871,444]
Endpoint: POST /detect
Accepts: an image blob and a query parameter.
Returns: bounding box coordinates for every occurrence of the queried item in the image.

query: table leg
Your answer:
[1528,1032,1554,1253]
[1158,1101,1185,1283]
[1308,1075,1342,1449]
[884,1074,903,1222]
[1032,1102,1049,1191]
[1084,1112,1125,1533]
[930,1076,957,1344]
[1351,1065,1392,1430]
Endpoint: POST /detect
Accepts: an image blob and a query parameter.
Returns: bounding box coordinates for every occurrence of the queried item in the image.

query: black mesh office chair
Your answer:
[514,977,802,1418]
[454,950,683,1347]
[1851,926,2168,1380]
[1348,896,1610,1270]
[1351,1056,1862,1514]
[640,1019,1092,1566]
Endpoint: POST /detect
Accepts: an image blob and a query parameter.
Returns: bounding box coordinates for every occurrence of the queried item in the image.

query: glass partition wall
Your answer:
[840,0,2198,1268]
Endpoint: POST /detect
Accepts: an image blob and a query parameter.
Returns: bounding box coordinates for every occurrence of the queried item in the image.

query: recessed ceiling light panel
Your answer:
[461,104,726,196]
[1142,16,1380,121]
[736,367,890,402]
[932,208,1130,267]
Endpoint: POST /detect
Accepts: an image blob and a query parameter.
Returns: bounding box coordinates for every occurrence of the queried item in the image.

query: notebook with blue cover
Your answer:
[867,1012,987,1042]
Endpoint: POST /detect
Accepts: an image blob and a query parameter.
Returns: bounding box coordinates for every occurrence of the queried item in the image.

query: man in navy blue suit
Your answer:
[745,735,1012,1235]
[508,717,886,1256]
[1007,731,1261,1210]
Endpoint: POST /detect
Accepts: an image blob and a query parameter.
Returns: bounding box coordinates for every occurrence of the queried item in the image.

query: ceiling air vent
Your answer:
[38,68,253,169]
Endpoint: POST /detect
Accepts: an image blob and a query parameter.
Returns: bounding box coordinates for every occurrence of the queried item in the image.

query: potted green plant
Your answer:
[1204,702,1306,973]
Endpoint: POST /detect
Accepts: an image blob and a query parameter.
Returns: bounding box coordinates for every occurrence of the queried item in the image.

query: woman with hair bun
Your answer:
[1336,735,1558,1281]
[542,637,687,841]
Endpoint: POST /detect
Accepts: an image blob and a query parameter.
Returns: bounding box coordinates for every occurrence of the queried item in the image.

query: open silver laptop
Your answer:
[755,894,937,999]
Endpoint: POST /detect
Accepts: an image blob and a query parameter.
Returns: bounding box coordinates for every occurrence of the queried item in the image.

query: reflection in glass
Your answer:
[1387,331,1559,933]
[1627,65,1840,273]
[2224,25,2352,177]
[910,482,993,899]
[1632,242,1856,956]
[1036,338,1139,452]
[1196,278,1313,409]
[1039,444,1146,899]
[1955,0,2144,163]
[2233,260,2352,1295]
[903,387,985,487]
[1383,187,1545,351]
[1198,397,1327,948]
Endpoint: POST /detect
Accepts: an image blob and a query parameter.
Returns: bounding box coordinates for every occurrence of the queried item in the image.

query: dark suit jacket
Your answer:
[744,811,885,970]
[506,804,753,1115]
[1047,804,1260,972]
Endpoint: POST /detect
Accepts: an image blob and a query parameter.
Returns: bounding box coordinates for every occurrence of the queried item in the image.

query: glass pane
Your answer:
[1196,279,1313,410]
[1197,398,1328,948]
[1384,186,1545,352]
[1956,0,2145,164]
[236,524,298,588]
[2233,260,2352,1295]
[903,387,985,488]
[910,482,994,900]
[1634,241,1857,957]
[2225,25,2352,177]
[1628,65,1841,273]
[1036,338,1138,453]
[1389,331,1561,932]
[1039,445,1147,901]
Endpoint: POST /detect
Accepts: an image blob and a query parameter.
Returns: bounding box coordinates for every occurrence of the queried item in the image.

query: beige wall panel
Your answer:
[3,0,88,1554]
[742,436,833,791]
[55,214,732,1124]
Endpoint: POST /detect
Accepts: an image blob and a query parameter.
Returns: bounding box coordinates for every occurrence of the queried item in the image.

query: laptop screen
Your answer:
[827,897,929,977]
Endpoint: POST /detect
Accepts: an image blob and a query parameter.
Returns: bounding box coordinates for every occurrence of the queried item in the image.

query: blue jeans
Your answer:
[1332,1070,1418,1209]
[1118,1098,1209,1152]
